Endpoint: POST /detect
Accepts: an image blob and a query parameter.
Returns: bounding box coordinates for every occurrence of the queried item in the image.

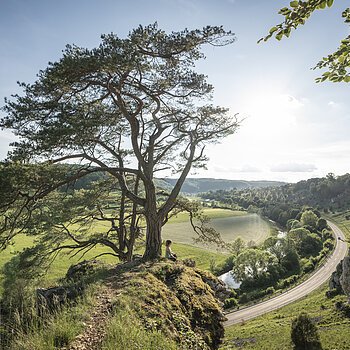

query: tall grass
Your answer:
[102,307,178,350]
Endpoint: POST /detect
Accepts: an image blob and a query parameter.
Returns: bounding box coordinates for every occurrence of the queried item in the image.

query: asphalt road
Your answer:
[224,220,348,327]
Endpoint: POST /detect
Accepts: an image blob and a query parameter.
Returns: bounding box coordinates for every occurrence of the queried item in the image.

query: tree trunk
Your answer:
[143,214,162,260]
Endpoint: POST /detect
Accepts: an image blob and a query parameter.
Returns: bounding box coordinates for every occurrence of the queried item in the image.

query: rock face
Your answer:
[196,269,233,302]
[329,259,344,291]
[340,249,350,303]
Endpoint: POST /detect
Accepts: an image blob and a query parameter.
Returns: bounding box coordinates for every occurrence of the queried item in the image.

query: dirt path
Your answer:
[66,284,115,350]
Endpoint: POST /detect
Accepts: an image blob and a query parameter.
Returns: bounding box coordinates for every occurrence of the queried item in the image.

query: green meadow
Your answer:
[0,208,270,293]
[163,209,270,249]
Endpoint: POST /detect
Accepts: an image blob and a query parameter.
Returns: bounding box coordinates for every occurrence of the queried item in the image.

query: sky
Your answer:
[0,0,349,183]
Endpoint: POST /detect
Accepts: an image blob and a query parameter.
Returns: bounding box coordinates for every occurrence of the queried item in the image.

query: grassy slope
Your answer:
[10,261,224,350]
[222,212,350,350]
[0,208,244,290]
[222,285,350,350]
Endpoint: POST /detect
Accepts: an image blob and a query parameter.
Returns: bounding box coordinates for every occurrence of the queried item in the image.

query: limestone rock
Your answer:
[36,285,82,312]
[340,249,350,303]
[329,259,343,291]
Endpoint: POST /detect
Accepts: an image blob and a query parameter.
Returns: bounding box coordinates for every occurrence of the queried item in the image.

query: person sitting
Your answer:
[165,239,177,261]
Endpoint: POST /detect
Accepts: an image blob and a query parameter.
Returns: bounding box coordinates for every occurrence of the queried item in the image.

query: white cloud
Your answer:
[239,165,262,173]
[270,163,317,173]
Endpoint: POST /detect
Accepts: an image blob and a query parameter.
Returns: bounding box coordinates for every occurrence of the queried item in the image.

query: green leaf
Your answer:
[276,33,283,41]
[327,0,334,7]
[290,1,299,8]
[269,27,278,34]
[338,55,345,63]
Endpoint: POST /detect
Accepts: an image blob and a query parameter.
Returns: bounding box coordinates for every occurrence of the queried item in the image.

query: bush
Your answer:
[239,293,248,304]
[291,312,322,350]
[265,286,275,295]
[277,275,299,289]
[323,239,334,250]
[224,297,238,309]
[302,261,314,274]
[321,229,333,241]
[325,288,341,299]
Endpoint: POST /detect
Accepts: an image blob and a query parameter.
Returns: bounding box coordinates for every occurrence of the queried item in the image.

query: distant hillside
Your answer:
[157,178,285,194]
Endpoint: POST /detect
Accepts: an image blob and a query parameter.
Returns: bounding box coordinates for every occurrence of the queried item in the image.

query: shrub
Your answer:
[291,312,322,350]
[265,286,275,295]
[325,288,341,299]
[302,261,314,273]
[224,297,238,309]
[239,293,248,304]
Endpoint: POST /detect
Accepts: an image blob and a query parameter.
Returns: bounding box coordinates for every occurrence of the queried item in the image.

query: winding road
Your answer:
[224,221,348,327]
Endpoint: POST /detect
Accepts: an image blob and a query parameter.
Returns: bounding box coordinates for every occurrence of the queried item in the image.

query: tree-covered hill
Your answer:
[158,178,285,194]
[202,173,350,217]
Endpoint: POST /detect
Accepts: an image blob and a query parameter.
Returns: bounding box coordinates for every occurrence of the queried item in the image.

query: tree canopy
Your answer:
[0,23,238,261]
[261,0,350,83]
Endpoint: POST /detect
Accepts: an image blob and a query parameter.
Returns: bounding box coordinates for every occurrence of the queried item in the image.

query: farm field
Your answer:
[163,209,270,249]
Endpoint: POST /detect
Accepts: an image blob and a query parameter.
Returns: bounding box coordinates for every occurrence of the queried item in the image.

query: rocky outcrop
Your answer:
[328,249,350,303]
[340,249,350,303]
[36,285,83,313]
[66,259,102,281]
[127,261,228,349]
[35,260,228,349]
[196,269,233,302]
[329,259,343,291]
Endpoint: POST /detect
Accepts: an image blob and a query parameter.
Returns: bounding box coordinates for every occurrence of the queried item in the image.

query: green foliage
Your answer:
[260,0,350,83]
[226,237,245,257]
[233,248,276,281]
[291,312,323,350]
[0,23,238,261]
[224,297,238,309]
[276,274,299,289]
[287,219,302,231]
[288,228,322,257]
[301,210,318,230]
[317,218,328,231]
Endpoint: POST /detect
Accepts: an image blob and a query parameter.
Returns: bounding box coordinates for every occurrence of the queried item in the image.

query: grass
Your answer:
[102,308,178,350]
[328,210,350,240]
[167,208,246,223]
[0,238,227,295]
[222,210,350,350]
[163,211,270,249]
[0,208,248,292]
[169,242,228,271]
[222,285,350,350]
[5,282,98,350]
